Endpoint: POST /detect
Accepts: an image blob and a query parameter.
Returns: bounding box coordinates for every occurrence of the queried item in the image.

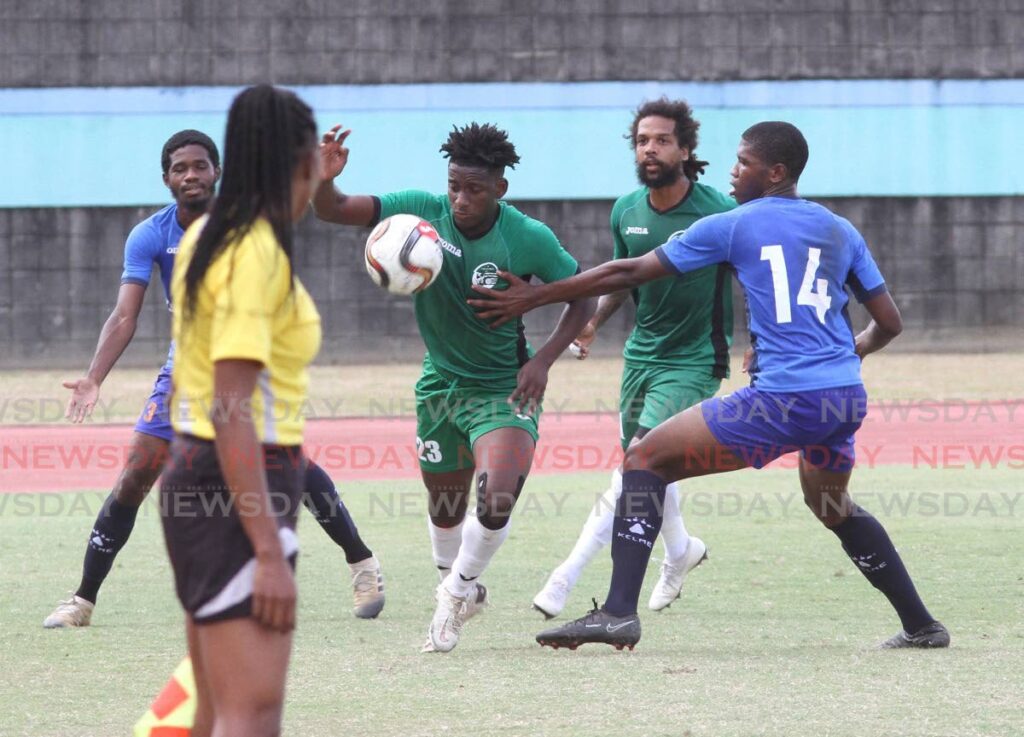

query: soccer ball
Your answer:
[364,214,443,295]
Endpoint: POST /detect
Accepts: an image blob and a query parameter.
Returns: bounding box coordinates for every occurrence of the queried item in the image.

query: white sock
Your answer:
[658,481,692,561]
[556,468,622,586]
[428,517,464,577]
[447,515,510,597]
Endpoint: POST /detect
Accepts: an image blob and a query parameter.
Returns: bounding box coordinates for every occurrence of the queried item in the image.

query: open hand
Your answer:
[467,271,538,328]
[319,124,352,181]
[63,377,100,423]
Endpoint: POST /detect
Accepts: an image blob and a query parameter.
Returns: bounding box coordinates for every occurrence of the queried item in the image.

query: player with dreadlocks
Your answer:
[533,98,736,619]
[313,121,595,652]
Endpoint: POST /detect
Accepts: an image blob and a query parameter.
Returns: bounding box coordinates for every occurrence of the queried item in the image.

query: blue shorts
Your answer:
[134,363,174,442]
[701,384,868,472]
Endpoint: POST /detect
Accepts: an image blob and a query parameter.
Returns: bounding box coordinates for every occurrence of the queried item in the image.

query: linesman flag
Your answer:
[133,656,196,736]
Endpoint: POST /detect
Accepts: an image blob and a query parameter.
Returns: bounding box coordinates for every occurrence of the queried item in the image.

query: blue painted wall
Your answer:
[2,80,1022,207]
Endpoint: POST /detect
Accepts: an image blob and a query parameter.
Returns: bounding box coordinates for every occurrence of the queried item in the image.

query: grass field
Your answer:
[2,465,1022,737]
[2,352,1022,426]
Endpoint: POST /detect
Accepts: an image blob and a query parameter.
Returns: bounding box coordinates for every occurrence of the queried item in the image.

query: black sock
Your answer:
[831,505,935,633]
[303,462,373,565]
[75,494,139,603]
[603,470,667,617]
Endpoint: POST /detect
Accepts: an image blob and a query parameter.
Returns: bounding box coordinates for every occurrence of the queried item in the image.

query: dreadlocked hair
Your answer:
[627,97,709,181]
[439,122,520,171]
[183,84,316,322]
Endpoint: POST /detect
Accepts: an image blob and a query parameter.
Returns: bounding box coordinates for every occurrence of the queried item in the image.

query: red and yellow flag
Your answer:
[133,656,196,737]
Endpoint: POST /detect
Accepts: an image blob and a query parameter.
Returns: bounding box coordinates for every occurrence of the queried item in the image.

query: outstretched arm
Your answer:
[64,282,146,422]
[310,125,378,227]
[468,251,669,328]
[854,291,902,359]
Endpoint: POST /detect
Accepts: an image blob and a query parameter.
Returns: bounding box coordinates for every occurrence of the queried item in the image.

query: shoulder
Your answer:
[127,204,175,249]
[612,188,646,213]
[501,202,560,246]
[691,183,737,213]
[380,189,448,216]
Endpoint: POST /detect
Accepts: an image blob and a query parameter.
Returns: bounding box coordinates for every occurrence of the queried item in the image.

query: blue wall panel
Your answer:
[2,80,1022,207]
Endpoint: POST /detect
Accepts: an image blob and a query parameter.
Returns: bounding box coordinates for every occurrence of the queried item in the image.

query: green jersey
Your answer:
[611,183,736,376]
[378,190,579,386]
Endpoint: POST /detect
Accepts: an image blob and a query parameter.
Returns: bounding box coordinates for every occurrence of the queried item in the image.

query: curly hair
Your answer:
[627,98,708,181]
[440,122,520,171]
[161,129,219,174]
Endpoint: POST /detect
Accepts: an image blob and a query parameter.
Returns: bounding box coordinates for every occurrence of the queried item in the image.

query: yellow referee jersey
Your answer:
[170,216,321,446]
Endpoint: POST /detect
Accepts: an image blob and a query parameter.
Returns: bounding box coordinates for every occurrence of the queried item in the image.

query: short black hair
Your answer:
[440,123,520,171]
[741,122,809,182]
[161,129,220,174]
[628,97,708,181]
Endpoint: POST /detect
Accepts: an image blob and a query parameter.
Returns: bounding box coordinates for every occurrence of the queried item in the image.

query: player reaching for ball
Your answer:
[469,121,949,651]
[312,122,596,652]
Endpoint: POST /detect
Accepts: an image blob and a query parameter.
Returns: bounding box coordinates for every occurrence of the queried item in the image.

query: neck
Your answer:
[176,204,207,230]
[457,204,500,240]
[648,177,691,211]
[763,182,798,199]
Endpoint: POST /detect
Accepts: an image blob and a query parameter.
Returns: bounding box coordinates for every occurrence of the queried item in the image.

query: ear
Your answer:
[162,172,171,188]
[768,162,789,184]
[213,166,222,183]
[680,147,690,161]
[495,176,509,199]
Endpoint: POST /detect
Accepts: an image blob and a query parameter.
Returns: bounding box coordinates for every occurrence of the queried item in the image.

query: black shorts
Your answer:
[160,435,305,624]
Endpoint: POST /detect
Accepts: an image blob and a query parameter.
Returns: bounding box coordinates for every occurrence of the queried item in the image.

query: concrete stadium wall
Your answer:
[1,0,1021,86]
[1,0,1021,367]
[1,196,1021,368]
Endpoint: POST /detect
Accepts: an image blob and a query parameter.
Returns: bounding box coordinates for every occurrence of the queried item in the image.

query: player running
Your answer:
[533,98,735,618]
[312,122,595,652]
[470,121,950,651]
[45,130,385,629]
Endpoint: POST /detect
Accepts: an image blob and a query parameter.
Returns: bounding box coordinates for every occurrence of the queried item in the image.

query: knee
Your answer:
[623,441,659,474]
[803,490,850,529]
[476,489,516,529]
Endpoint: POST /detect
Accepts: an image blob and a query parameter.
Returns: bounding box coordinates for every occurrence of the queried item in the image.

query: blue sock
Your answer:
[303,462,373,565]
[831,505,935,633]
[76,494,139,603]
[603,470,667,617]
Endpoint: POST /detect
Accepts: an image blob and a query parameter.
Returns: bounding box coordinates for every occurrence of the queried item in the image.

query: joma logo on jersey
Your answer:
[624,226,649,235]
[167,246,179,254]
[472,262,500,288]
[437,237,462,258]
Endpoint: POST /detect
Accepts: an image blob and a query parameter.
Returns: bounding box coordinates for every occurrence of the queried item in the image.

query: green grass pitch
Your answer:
[1,466,1021,736]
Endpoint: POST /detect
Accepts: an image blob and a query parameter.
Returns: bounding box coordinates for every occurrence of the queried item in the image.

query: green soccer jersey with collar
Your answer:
[378,190,579,387]
[611,182,737,376]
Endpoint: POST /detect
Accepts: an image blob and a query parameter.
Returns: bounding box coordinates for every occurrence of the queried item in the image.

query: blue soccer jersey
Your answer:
[655,196,886,392]
[120,203,182,310]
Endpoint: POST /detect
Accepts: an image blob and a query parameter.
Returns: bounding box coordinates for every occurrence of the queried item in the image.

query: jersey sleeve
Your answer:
[610,199,627,260]
[377,190,443,222]
[521,221,579,283]
[654,210,733,276]
[209,232,290,366]
[120,220,159,287]
[843,220,887,302]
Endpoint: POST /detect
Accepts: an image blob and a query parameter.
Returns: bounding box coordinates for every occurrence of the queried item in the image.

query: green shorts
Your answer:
[619,363,722,450]
[414,368,541,473]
